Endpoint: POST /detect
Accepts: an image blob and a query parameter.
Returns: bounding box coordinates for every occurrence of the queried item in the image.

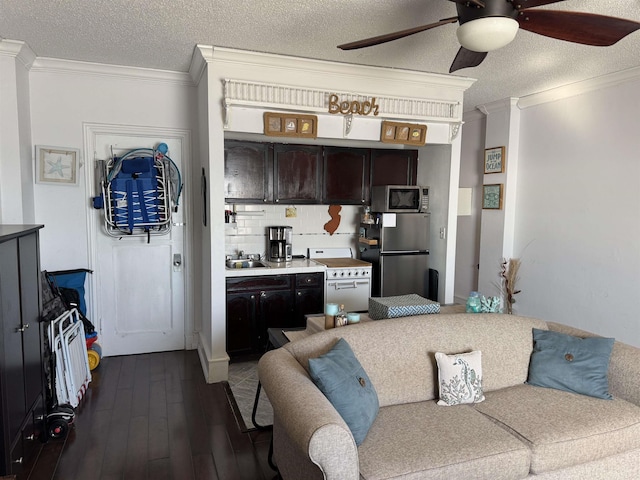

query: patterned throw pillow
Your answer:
[435,350,485,406]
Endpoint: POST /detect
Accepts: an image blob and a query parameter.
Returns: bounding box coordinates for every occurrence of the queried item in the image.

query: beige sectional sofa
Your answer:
[258,313,640,479]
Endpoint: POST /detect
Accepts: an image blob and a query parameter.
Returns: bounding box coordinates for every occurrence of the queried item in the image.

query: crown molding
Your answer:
[30,57,194,86]
[0,39,36,69]
[192,45,477,95]
[517,66,640,109]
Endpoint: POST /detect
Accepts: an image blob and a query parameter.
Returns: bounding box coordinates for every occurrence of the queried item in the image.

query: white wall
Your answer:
[513,75,640,346]
[456,112,485,303]
[0,40,35,223]
[458,70,640,347]
[416,144,452,303]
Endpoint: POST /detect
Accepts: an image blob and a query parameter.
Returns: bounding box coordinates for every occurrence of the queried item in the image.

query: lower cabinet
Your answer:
[226,272,324,357]
[0,225,45,477]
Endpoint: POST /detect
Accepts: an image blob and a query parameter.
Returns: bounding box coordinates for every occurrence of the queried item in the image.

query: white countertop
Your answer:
[224,258,326,277]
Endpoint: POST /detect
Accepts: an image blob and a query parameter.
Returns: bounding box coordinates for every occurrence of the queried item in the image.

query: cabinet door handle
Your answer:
[260,292,266,298]
[250,295,256,300]
[297,291,302,296]
[16,324,29,332]
[13,457,23,464]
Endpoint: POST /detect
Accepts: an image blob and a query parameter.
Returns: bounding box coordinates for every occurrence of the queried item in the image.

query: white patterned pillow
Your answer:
[435,350,485,406]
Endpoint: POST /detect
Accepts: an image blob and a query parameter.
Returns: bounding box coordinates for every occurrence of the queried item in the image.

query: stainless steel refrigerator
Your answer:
[361,212,430,297]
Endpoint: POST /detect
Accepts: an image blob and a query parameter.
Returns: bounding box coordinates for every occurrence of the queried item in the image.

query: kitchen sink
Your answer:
[226,259,269,269]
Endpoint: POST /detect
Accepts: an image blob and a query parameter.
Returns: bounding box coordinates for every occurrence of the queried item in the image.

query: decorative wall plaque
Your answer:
[482,184,503,210]
[264,112,318,138]
[380,121,427,146]
[484,146,506,174]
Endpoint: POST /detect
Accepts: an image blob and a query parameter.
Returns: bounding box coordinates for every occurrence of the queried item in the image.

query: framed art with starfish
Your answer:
[35,145,80,185]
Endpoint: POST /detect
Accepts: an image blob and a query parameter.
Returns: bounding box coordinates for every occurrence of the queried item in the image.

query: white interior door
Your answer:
[89,130,186,357]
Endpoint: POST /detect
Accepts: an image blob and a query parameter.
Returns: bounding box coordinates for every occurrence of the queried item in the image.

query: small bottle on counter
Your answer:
[334,304,348,328]
[325,303,339,329]
[466,291,481,313]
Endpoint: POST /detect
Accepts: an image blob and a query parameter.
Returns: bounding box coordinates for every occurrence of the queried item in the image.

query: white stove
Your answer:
[308,248,372,312]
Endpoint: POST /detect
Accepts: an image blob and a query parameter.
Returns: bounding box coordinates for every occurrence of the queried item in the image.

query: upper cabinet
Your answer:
[273,144,322,204]
[323,147,370,205]
[224,141,273,203]
[224,141,417,205]
[370,149,418,187]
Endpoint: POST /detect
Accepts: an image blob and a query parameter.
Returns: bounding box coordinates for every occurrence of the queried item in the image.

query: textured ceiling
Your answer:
[1,0,639,111]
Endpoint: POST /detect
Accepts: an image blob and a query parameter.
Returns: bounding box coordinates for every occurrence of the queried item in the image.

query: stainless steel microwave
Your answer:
[370,185,429,213]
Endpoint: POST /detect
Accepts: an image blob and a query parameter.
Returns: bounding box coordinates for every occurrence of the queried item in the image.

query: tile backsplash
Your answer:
[225,204,363,259]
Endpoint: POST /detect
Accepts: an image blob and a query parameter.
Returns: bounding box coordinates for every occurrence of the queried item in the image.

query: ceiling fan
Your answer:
[337,0,640,73]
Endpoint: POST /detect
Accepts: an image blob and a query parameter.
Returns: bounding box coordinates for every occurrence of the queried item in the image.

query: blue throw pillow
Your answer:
[308,338,379,445]
[527,328,614,399]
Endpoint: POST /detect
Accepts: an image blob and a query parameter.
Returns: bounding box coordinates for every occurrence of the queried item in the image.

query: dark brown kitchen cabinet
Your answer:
[225,272,324,358]
[0,225,45,477]
[370,149,418,187]
[323,147,370,205]
[294,273,324,324]
[224,140,273,203]
[273,144,322,204]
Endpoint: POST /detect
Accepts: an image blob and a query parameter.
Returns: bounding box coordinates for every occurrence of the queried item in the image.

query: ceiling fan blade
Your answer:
[448,0,484,7]
[337,17,458,50]
[518,10,640,46]
[449,47,488,73]
[515,0,566,9]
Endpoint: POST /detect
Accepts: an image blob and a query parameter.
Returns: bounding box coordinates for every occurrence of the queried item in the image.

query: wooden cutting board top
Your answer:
[312,258,371,268]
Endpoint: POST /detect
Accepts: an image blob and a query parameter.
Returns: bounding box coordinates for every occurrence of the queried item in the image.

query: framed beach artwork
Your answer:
[35,145,80,185]
[482,184,503,210]
[484,146,505,174]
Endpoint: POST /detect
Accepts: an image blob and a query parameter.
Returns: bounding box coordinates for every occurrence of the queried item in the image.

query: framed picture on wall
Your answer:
[484,146,505,174]
[35,145,80,185]
[482,184,503,210]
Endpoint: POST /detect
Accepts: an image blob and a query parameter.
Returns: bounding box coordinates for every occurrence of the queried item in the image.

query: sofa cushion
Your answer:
[473,384,640,474]
[527,328,614,399]
[285,314,549,408]
[435,350,485,406]
[358,401,530,480]
[308,338,379,446]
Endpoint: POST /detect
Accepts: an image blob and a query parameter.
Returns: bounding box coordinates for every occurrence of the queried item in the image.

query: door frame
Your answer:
[82,122,196,352]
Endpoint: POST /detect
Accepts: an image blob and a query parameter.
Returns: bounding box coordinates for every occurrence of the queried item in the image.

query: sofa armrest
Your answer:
[547,322,640,406]
[258,348,359,480]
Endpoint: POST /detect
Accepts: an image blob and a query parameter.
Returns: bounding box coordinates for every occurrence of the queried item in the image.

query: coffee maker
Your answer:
[267,226,292,262]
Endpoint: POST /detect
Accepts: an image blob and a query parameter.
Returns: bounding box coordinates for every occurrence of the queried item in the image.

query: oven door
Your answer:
[325,278,371,312]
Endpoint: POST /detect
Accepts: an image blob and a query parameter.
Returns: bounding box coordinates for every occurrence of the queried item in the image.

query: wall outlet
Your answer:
[285,207,297,218]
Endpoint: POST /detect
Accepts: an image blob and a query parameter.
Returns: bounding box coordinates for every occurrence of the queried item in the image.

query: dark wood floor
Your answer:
[17,350,276,480]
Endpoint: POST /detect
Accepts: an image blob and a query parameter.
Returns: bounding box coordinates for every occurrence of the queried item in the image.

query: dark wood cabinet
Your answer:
[0,225,45,477]
[225,272,324,358]
[223,140,418,205]
[323,147,370,205]
[224,140,273,203]
[273,144,322,204]
[370,149,418,187]
[225,292,257,357]
[294,273,324,324]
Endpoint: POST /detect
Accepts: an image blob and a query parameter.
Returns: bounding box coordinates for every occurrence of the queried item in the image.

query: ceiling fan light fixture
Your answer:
[456,17,519,52]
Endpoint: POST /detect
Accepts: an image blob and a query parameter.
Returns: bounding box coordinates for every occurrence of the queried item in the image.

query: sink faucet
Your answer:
[238,250,245,259]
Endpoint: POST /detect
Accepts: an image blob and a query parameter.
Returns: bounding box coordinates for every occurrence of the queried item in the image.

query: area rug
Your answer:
[225,360,274,432]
